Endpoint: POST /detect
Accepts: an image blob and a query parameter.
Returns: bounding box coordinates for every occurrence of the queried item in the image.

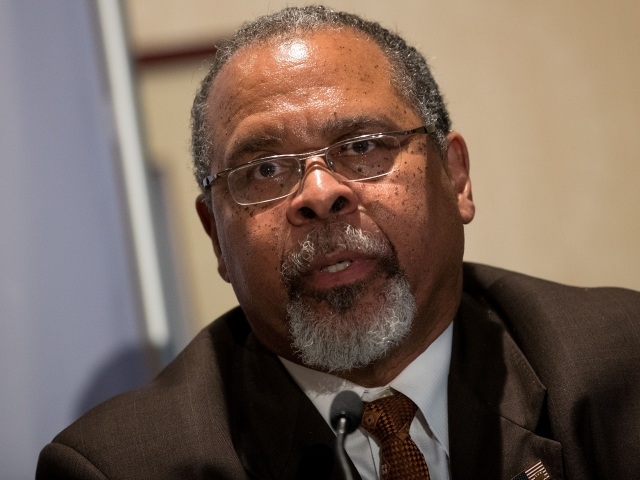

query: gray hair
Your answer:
[191,5,451,201]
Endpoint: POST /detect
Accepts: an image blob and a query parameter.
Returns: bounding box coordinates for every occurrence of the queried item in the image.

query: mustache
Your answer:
[280,223,394,286]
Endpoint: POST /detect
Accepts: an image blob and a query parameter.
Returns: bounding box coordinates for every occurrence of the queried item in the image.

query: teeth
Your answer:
[322,260,351,273]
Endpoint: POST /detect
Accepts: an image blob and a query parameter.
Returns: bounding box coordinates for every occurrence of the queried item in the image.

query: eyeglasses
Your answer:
[202,125,434,205]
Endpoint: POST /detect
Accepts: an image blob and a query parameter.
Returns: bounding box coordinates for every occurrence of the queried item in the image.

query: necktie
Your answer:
[361,392,431,480]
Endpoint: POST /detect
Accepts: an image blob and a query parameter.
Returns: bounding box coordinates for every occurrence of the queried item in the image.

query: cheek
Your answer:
[362,155,457,270]
[218,204,288,285]
[363,177,430,267]
[365,159,430,224]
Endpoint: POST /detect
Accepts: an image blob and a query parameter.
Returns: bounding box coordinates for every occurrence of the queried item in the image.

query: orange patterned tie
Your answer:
[361,392,431,480]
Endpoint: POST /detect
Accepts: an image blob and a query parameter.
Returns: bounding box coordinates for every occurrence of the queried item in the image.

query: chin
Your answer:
[287,274,416,372]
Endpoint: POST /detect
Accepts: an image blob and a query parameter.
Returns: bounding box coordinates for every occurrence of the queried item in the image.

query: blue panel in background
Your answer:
[0,2,162,477]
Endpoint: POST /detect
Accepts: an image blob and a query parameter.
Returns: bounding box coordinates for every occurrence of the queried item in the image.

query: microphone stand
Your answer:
[334,416,354,480]
[330,390,363,480]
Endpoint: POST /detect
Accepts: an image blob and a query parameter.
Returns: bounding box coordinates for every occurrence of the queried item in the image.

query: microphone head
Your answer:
[329,390,363,433]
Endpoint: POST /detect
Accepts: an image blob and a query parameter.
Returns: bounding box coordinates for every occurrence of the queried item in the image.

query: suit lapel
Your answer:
[229,331,358,480]
[448,293,564,479]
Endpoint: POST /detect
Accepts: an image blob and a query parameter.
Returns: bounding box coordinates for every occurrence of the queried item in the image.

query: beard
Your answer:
[281,224,416,373]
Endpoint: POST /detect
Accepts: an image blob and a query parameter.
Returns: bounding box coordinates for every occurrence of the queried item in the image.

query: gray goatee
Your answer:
[281,224,416,372]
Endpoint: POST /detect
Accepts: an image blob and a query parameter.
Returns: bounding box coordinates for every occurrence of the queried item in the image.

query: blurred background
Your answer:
[1,0,638,477]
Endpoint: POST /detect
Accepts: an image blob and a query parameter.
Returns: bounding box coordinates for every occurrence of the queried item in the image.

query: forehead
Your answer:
[206,28,417,167]
[215,26,395,90]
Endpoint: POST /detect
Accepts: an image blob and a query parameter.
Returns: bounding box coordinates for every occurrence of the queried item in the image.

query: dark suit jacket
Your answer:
[37,263,640,479]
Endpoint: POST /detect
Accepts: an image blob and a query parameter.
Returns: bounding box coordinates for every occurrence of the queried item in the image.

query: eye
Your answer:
[258,162,277,178]
[339,139,378,156]
[244,159,293,181]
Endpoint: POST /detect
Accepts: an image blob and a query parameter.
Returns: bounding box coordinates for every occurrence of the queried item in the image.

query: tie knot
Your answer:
[360,392,431,479]
[361,392,418,442]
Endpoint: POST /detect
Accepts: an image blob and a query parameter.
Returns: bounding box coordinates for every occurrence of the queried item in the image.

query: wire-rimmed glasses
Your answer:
[202,125,434,205]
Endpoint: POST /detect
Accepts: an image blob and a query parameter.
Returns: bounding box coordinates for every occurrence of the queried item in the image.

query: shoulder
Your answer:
[461,261,640,404]
[461,262,640,392]
[457,264,640,477]
[37,307,250,479]
[461,262,640,362]
[462,262,640,327]
[461,263,640,476]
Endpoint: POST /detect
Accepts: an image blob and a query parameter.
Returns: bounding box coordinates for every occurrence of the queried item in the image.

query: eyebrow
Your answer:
[225,132,284,167]
[223,115,402,167]
[319,115,401,139]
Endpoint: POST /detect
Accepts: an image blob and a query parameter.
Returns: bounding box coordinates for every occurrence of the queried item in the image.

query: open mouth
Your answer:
[321,260,352,273]
[280,223,394,292]
[304,255,380,291]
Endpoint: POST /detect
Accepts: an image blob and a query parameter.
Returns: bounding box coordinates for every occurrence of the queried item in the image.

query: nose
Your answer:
[286,160,359,225]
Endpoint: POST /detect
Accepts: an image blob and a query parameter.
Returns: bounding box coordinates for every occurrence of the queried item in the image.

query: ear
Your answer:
[195,194,230,282]
[444,131,475,224]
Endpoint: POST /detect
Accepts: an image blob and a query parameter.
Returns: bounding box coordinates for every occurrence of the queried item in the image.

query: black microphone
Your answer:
[330,390,363,480]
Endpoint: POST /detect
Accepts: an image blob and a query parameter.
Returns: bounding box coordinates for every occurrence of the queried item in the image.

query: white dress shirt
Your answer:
[280,322,453,480]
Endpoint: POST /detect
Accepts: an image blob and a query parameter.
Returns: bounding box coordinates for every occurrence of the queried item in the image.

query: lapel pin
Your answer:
[511,460,550,480]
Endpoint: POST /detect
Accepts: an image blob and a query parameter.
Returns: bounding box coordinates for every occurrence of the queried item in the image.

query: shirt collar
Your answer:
[280,321,453,453]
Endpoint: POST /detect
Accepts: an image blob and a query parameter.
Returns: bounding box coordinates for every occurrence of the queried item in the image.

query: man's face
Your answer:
[197,28,474,378]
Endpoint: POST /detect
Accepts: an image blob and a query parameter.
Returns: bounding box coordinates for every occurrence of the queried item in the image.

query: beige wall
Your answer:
[127,0,640,332]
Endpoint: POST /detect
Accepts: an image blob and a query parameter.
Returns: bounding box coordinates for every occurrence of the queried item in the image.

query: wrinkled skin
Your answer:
[196,28,474,387]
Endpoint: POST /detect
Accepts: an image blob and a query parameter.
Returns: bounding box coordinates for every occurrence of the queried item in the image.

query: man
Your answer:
[37,6,640,480]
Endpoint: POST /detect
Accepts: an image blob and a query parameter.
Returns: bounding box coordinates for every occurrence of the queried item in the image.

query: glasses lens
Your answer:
[227,156,300,205]
[327,135,400,181]
[224,134,403,205]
